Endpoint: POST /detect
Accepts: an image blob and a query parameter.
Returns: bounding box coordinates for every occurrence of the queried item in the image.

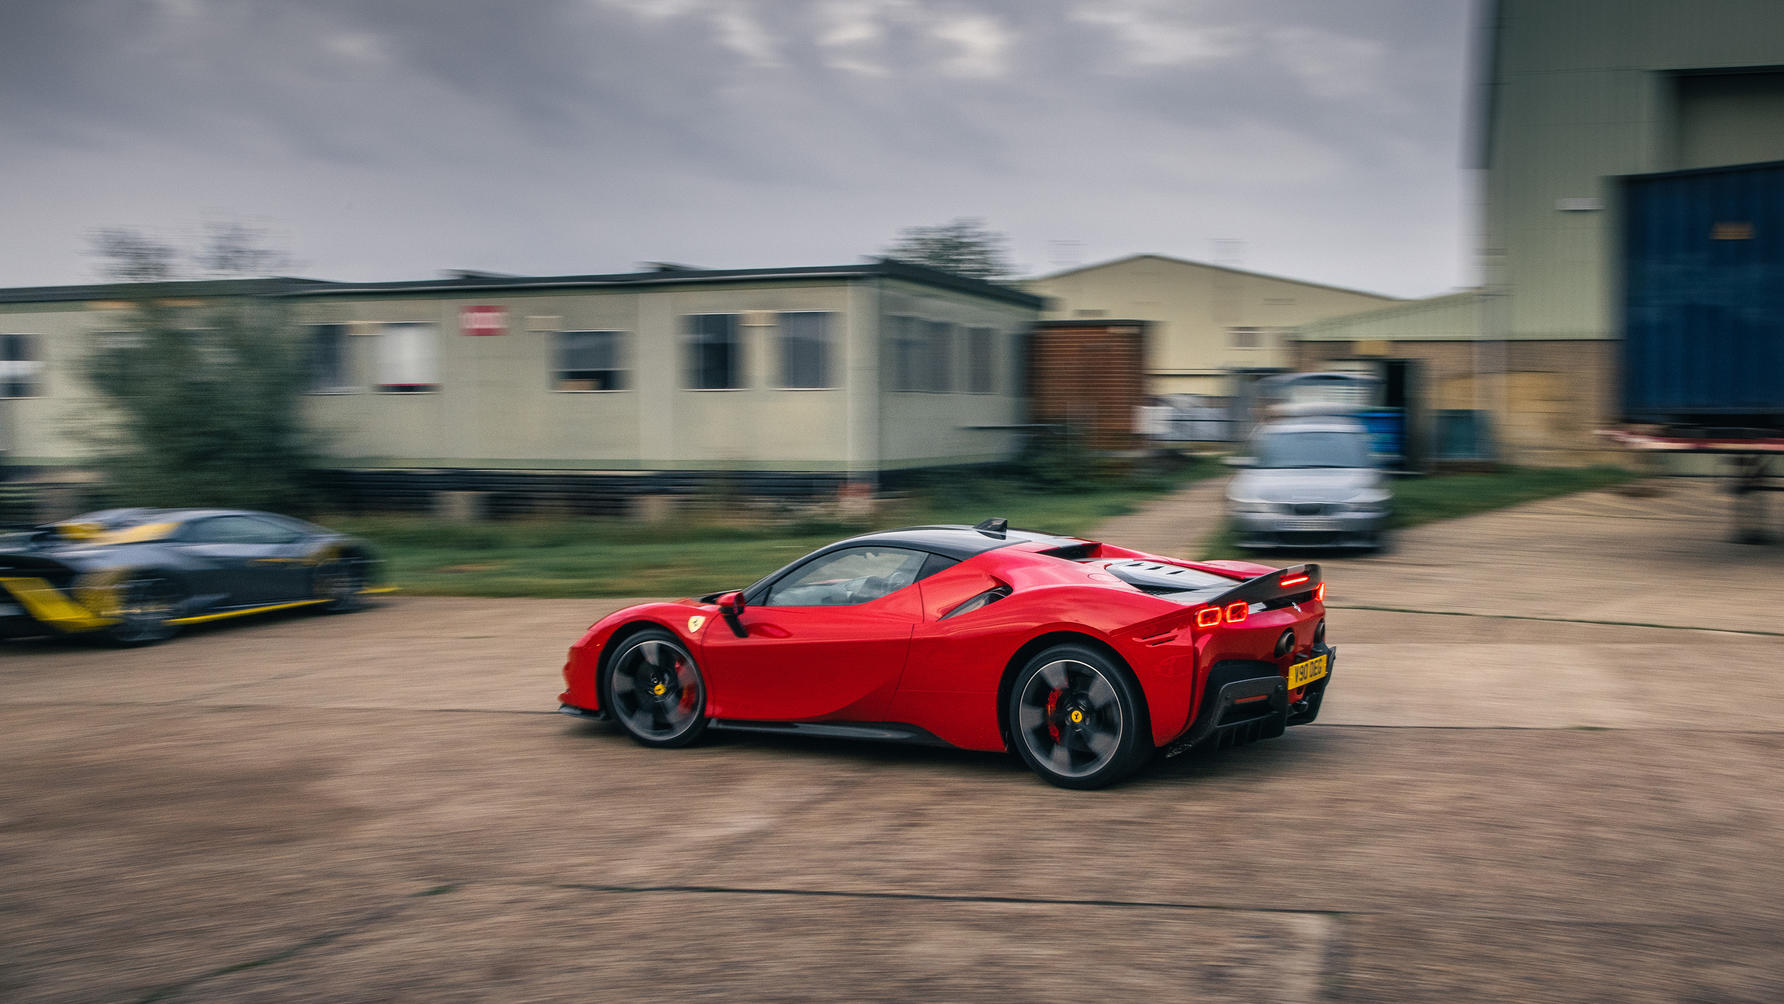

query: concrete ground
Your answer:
[3,479,1782,1002]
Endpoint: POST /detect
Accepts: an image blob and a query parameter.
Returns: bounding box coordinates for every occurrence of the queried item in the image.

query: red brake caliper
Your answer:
[1045,689,1062,742]
[676,658,698,713]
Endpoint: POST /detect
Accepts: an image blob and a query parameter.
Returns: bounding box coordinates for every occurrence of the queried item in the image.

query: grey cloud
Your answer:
[0,0,1473,295]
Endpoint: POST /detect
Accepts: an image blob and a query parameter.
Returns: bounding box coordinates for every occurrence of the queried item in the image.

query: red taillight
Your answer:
[1315,582,1327,602]
[1195,601,1253,628]
[1279,572,1309,588]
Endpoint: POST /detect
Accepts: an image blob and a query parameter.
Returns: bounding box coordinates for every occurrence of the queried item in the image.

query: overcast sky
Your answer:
[0,0,1479,298]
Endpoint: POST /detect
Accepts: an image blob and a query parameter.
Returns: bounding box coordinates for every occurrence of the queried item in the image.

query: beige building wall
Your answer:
[0,298,130,468]
[1282,0,1784,466]
[1,272,1037,478]
[1483,0,1784,343]
[875,280,1031,468]
[1025,254,1397,396]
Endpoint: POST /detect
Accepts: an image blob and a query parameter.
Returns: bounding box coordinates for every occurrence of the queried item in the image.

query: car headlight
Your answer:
[1343,496,1391,515]
[1227,498,1274,514]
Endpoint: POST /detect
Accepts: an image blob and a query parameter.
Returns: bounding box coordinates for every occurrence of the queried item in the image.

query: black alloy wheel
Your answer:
[313,555,366,612]
[1008,644,1148,789]
[602,629,709,748]
[108,575,182,646]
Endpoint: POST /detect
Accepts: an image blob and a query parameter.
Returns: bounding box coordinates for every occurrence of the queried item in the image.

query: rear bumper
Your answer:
[1170,644,1335,754]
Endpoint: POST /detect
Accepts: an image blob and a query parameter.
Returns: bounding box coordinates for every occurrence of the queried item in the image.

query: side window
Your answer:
[684,313,742,389]
[377,322,439,393]
[234,516,305,544]
[762,546,929,607]
[554,330,628,390]
[887,315,922,392]
[308,324,353,393]
[1,333,43,399]
[965,326,994,393]
[925,321,954,392]
[183,516,302,544]
[777,311,833,389]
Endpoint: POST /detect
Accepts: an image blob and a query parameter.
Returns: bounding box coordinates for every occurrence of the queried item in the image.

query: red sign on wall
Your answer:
[460,305,507,336]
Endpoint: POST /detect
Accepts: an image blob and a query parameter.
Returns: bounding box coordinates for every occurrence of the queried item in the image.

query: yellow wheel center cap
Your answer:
[1069,709,1084,724]
[652,682,667,696]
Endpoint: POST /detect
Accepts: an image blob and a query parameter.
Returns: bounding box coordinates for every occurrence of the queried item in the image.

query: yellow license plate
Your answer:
[1288,654,1328,689]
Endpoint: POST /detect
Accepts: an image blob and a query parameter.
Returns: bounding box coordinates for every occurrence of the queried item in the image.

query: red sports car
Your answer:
[558,519,1334,788]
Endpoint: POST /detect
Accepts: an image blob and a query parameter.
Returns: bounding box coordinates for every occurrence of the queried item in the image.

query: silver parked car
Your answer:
[1225,416,1392,550]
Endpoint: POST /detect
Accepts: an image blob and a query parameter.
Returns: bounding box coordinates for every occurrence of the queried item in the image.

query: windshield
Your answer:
[1254,429,1372,469]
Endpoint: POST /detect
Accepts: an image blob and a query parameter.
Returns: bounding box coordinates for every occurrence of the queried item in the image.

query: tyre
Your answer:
[601,629,709,748]
[1007,644,1150,789]
[313,554,366,612]
[108,574,182,646]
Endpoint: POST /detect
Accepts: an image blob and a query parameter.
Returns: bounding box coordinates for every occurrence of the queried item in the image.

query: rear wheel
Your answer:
[108,575,182,646]
[1008,644,1149,789]
[602,629,709,748]
[313,555,366,612]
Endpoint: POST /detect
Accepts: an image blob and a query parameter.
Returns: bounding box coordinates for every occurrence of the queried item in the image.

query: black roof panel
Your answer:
[837,524,1079,561]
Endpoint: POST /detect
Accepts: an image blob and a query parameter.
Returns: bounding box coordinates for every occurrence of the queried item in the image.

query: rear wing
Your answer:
[1214,563,1322,610]
[1106,558,1322,609]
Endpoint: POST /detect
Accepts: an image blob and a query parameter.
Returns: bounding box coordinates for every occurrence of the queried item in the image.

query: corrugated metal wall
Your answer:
[1622,159,1784,423]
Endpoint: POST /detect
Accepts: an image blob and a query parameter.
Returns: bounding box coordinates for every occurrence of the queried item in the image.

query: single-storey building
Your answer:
[0,260,1042,506]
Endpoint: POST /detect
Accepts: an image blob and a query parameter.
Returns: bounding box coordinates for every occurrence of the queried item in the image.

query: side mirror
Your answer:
[1223,456,1255,468]
[715,591,747,637]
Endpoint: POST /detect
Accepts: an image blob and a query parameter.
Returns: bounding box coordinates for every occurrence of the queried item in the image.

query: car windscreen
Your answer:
[1255,429,1372,469]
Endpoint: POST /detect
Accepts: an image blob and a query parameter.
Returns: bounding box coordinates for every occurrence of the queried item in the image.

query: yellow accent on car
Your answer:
[57,521,180,546]
[168,598,331,626]
[0,577,118,631]
[91,522,180,545]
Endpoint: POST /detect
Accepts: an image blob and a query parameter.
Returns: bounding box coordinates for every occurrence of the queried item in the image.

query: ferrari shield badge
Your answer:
[687,615,707,633]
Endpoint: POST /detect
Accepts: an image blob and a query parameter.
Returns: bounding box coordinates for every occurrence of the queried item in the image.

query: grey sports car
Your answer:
[1225,416,1393,550]
[0,507,383,644]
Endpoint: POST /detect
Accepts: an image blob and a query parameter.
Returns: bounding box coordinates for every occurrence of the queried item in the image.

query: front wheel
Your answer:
[107,575,182,646]
[602,629,709,748]
[313,555,366,612]
[1008,645,1149,789]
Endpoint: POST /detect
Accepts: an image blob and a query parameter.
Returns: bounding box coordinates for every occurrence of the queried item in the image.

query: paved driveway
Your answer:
[2,479,1780,1001]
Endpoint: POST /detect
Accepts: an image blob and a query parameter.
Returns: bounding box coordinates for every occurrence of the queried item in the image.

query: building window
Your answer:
[1229,326,1263,349]
[777,312,833,389]
[554,330,628,391]
[308,324,352,393]
[965,326,994,394]
[926,320,954,392]
[1,334,42,399]
[888,315,922,392]
[377,322,439,392]
[684,313,742,389]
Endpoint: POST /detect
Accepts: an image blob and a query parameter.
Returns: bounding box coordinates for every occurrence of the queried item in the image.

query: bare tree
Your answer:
[89,228,181,282]
[883,218,1016,282]
[81,224,318,510]
[89,221,292,281]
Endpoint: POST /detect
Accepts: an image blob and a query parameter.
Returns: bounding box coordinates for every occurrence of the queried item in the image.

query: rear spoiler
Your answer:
[1213,563,1322,609]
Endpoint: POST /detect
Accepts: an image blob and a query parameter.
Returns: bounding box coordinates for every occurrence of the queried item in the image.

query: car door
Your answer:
[698,545,930,723]
[174,515,308,606]
[226,515,316,602]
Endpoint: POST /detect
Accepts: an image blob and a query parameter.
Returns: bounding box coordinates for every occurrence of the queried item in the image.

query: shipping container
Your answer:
[1621,159,1784,428]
